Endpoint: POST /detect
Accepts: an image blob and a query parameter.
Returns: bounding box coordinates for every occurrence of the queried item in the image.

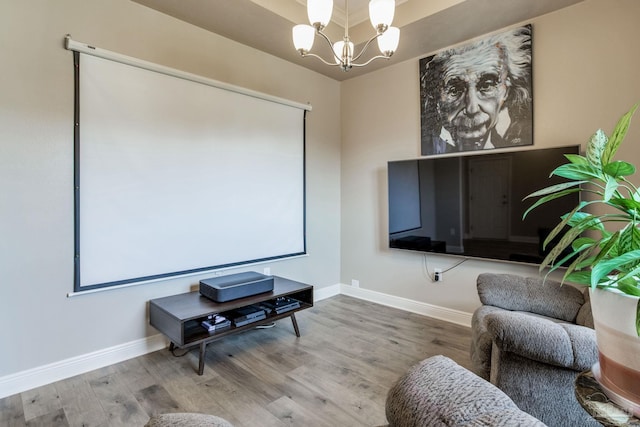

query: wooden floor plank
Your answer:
[24,408,67,427]
[134,384,181,417]
[287,364,386,426]
[88,373,149,426]
[20,383,62,422]
[196,375,285,427]
[0,393,27,427]
[278,369,370,427]
[1,295,472,426]
[266,395,339,427]
[53,375,107,427]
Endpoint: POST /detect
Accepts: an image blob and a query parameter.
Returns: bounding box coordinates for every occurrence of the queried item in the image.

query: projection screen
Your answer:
[70,41,308,292]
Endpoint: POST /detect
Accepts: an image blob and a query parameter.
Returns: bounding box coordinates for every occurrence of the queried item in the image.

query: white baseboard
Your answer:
[313,283,341,301]
[0,284,469,399]
[339,284,472,328]
[0,334,168,399]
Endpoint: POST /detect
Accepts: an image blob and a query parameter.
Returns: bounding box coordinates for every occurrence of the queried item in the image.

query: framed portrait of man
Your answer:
[419,24,533,155]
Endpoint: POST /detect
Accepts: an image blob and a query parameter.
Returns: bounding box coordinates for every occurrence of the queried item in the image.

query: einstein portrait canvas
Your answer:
[420,25,533,155]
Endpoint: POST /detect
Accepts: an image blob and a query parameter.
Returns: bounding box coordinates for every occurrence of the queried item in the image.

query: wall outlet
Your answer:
[263,267,271,276]
[434,268,443,282]
[351,279,360,288]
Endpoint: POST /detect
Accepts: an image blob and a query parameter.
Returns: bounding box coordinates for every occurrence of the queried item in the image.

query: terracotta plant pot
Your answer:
[590,288,640,416]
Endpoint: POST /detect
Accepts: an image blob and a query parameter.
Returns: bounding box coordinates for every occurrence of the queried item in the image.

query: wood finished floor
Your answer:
[1,295,472,427]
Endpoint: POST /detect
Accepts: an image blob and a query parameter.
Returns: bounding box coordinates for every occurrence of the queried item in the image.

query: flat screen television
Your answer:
[387,145,581,264]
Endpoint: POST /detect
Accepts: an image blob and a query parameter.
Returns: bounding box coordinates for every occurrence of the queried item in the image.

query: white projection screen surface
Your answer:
[75,52,306,291]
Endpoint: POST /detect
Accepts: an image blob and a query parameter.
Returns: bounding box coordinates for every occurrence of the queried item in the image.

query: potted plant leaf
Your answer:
[523,103,640,415]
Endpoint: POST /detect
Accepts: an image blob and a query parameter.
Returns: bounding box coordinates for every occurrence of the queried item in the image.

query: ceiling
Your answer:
[131,0,585,81]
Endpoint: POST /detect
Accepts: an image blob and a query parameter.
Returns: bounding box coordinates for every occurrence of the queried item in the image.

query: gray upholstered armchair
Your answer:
[470,273,599,427]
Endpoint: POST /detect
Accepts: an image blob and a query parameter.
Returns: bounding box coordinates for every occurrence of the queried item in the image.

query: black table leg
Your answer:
[198,342,206,375]
[290,312,300,337]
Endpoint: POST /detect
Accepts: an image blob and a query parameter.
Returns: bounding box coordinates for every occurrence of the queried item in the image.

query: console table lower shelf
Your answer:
[149,276,313,375]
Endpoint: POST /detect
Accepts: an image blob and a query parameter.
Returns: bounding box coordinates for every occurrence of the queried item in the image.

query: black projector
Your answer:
[199,271,274,302]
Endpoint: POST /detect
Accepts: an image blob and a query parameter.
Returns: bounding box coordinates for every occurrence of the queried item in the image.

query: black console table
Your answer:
[149,276,313,375]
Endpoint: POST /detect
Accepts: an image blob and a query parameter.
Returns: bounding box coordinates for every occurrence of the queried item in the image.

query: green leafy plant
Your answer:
[523,104,640,334]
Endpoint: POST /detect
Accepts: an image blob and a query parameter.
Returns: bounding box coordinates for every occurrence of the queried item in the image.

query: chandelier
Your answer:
[293,0,400,72]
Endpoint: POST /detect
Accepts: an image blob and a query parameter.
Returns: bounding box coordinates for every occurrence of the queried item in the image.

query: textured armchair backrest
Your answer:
[576,288,595,328]
[477,273,586,322]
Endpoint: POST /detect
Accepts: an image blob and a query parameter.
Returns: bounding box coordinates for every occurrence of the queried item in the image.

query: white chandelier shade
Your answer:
[307,0,333,28]
[332,40,354,65]
[292,0,400,72]
[293,24,316,52]
[369,0,395,30]
[377,26,400,55]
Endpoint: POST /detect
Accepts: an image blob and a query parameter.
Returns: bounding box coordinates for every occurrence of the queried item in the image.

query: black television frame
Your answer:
[387,145,581,265]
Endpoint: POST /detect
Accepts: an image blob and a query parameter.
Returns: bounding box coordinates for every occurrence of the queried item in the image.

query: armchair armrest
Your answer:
[485,311,597,371]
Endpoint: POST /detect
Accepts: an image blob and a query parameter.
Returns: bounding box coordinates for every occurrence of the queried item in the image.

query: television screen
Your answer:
[387,145,581,264]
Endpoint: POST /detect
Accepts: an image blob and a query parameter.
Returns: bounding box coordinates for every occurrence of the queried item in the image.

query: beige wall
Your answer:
[1,0,639,389]
[340,0,640,313]
[0,0,340,378]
